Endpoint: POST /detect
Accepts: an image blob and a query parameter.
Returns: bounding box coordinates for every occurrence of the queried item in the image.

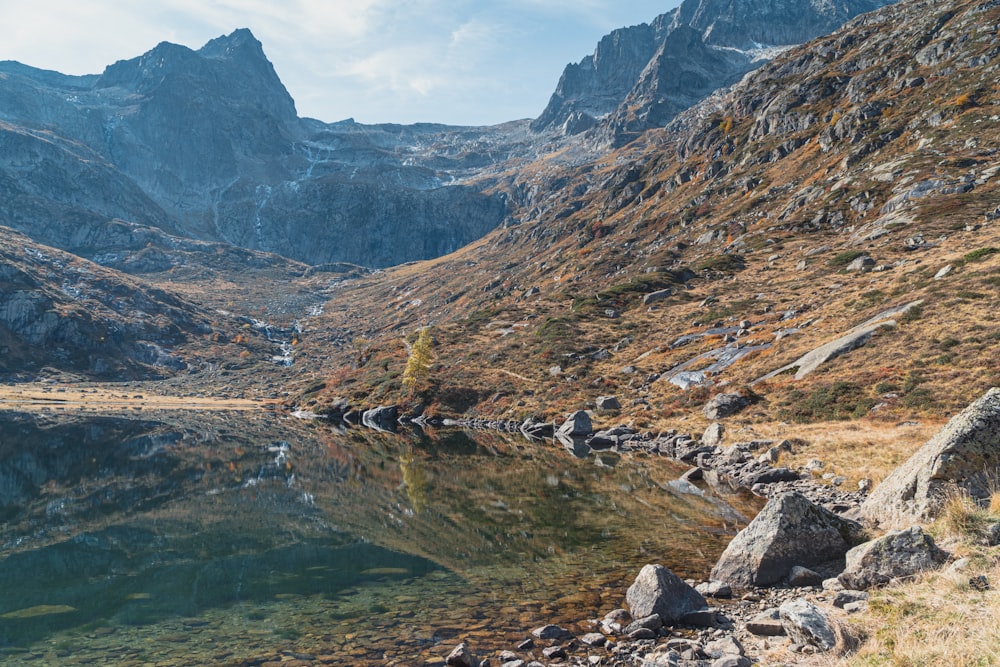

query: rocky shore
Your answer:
[307,389,1000,666]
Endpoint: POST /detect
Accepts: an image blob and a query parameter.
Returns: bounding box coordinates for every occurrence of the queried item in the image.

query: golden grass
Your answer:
[845,557,1000,666]
[744,420,942,489]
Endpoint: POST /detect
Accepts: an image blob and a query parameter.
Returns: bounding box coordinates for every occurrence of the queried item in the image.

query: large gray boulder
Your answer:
[838,526,949,589]
[710,492,863,588]
[626,564,707,623]
[557,410,593,437]
[861,388,1000,528]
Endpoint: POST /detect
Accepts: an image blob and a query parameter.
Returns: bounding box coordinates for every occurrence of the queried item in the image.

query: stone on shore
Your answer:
[710,492,863,588]
[838,526,949,589]
[702,422,725,447]
[779,599,837,651]
[626,564,708,624]
[861,387,1000,528]
[595,395,622,412]
[556,410,593,437]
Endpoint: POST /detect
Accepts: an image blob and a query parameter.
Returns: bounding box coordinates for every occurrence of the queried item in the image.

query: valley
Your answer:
[2,0,1000,664]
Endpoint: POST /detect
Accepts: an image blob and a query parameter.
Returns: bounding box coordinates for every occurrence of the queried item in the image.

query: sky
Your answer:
[0,1,679,126]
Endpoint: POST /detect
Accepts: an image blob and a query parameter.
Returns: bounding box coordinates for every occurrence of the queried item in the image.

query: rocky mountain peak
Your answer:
[533,0,895,141]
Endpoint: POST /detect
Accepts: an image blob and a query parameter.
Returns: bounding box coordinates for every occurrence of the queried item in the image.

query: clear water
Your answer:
[0,410,758,666]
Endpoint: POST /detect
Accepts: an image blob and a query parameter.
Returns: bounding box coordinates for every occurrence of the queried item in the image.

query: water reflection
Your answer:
[0,411,760,664]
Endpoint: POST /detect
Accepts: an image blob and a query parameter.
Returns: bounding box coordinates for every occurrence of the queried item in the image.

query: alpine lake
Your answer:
[0,403,761,666]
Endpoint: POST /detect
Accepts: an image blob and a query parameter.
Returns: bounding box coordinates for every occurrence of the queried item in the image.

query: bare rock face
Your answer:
[710,492,863,588]
[626,564,707,623]
[860,388,1000,528]
[838,526,949,589]
[532,0,893,143]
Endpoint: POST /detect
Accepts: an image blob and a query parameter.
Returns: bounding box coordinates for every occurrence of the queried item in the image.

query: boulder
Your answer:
[361,405,398,432]
[556,410,593,437]
[703,422,725,447]
[703,393,749,419]
[446,641,478,667]
[596,395,622,412]
[860,388,1000,528]
[710,492,863,588]
[838,526,949,589]
[779,599,837,651]
[626,564,708,624]
[846,255,876,272]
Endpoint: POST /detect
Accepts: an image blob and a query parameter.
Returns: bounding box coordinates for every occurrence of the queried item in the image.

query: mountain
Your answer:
[0,31,516,268]
[305,0,1000,426]
[531,0,892,145]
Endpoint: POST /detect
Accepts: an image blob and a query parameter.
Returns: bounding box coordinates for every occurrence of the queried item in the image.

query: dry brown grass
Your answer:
[741,419,942,488]
[844,557,1000,666]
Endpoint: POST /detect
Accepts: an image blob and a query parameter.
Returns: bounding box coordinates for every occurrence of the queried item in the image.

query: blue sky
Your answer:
[1,1,679,126]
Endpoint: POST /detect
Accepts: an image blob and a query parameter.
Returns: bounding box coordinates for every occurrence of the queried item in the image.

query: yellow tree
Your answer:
[402,326,433,395]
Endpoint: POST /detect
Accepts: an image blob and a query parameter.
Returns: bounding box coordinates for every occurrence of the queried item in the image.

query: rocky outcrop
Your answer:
[626,564,708,623]
[710,492,863,587]
[860,388,1000,528]
[532,0,892,143]
[838,526,949,589]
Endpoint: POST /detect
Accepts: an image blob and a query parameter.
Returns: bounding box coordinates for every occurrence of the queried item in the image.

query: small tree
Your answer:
[402,327,433,395]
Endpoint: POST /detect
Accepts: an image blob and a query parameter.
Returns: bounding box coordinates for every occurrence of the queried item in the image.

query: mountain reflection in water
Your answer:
[0,411,759,665]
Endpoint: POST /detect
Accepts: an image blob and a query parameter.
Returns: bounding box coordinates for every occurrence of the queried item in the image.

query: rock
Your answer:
[679,607,718,627]
[703,394,749,419]
[711,657,752,667]
[643,288,675,306]
[695,580,732,598]
[549,365,563,377]
[361,405,399,432]
[702,422,725,447]
[788,565,824,587]
[934,264,953,280]
[624,614,663,634]
[833,590,869,608]
[985,522,1000,547]
[779,599,837,651]
[542,646,567,660]
[628,627,658,640]
[531,624,570,640]
[746,608,785,636]
[446,642,477,667]
[710,492,863,588]
[596,395,622,412]
[580,632,606,647]
[626,564,708,624]
[861,388,1000,528]
[557,410,593,437]
[704,636,744,658]
[846,255,876,272]
[758,447,781,464]
[641,651,681,667]
[838,526,949,589]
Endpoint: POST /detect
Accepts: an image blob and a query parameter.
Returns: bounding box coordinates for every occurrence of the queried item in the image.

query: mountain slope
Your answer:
[305,0,1000,428]
[0,31,514,268]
